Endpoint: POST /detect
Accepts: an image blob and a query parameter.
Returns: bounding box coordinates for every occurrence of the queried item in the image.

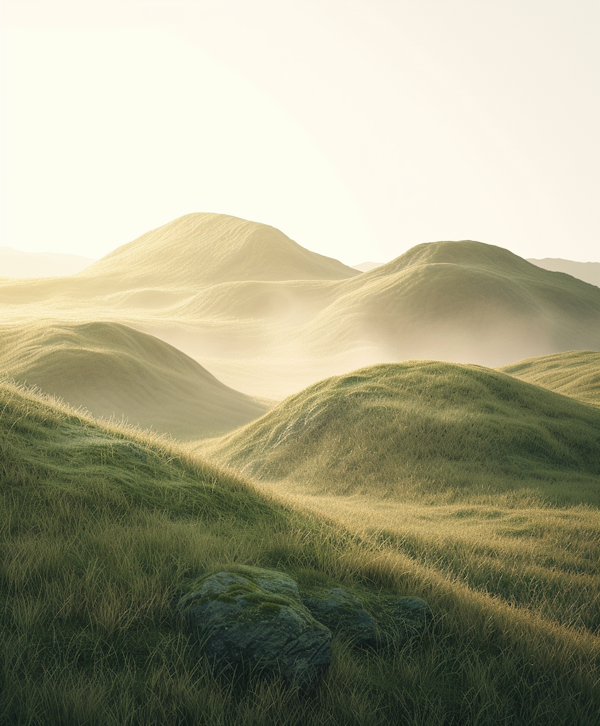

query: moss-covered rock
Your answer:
[179,567,331,685]
[302,587,378,649]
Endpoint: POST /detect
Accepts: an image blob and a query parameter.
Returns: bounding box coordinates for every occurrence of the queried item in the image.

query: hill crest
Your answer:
[81,213,360,288]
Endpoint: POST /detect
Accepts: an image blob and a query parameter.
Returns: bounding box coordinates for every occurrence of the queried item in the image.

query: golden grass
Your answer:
[501,350,600,407]
[2,380,599,724]
[0,319,269,440]
[202,361,600,506]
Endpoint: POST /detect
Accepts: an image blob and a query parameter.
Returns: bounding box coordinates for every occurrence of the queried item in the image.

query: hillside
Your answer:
[0,320,268,440]
[501,350,600,407]
[80,213,360,290]
[202,361,600,505]
[300,240,600,373]
[528,258,600,288]
[1,376,599,723]
[2,232,600,400]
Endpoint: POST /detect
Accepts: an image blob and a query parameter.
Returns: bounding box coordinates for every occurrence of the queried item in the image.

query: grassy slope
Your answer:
[79,213,360,289]
[306,241,600,365]
[203,361,600,506]
[501,350,600,407]
[2,385,600,724]
[2,229,600,398]
[0,237,597,403]
[0,320,268,440]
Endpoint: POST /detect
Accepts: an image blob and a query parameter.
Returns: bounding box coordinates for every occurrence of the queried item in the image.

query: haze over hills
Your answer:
[501,350,600,408]
[201,361,600,506]
[0,320,269,440]
[0,247,96,278]
[1,215,599,399]
[297,241,600,380]
[80,213,360,290]
[528,258,600,288]
[352,261,384,272]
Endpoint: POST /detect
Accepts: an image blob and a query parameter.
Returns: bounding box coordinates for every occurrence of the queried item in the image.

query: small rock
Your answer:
[179,567,331,685]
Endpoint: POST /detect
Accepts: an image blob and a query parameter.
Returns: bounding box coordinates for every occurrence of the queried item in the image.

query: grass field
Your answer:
[2,379,599,725]
[2,218,600,723]
[501,350,600,407]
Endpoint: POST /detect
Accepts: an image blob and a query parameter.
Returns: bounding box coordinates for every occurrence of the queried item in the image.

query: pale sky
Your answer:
[0,1,598,264]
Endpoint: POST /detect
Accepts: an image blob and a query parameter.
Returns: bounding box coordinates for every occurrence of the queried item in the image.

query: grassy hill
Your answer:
[306,241,600,369]
[202,361,600,506]
[0,320,268,440]
[80,213,360,289]
[501,350,600,407]
[1,380,599,723]
[2,229,600,400]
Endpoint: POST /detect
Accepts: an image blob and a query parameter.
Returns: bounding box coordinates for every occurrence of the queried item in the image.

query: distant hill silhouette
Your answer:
[81,213,359,289]
[0,247,95,278]
[1,220,600,399]
[305,241,600,371]
[0,320,269,440]
[528,258,600,288]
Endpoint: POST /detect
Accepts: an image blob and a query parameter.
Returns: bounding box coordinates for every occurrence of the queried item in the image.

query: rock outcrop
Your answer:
[179,566,331,685]
[179,566,432,684]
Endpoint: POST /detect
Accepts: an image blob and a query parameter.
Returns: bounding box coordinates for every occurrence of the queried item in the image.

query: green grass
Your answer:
[0,319,268,440]
[501,350,600,407]
[2,380,600,725]
[202,361,600,506]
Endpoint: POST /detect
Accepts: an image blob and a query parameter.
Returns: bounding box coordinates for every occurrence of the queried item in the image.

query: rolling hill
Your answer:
[79,213,360,290]
[304,241,600,368]
[202,361,600,505]
[501,350,600,407]
[0,320,268,440]
[1,350,599,724]
[2,220,600,399]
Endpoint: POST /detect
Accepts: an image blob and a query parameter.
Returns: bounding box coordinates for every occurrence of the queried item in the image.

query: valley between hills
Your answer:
[1,213,599,725]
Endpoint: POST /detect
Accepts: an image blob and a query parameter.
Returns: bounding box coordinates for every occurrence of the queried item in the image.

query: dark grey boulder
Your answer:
[179,566,331,685]
[302,587,378,649]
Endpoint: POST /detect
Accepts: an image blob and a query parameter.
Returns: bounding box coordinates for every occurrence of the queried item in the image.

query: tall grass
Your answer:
[1,381,599,725]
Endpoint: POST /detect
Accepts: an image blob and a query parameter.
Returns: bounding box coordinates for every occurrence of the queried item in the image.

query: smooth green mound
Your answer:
[0,320,268,440]
[309,240,600,367]
[203,361,600,505]
[81,212,360,289]
[501,350,600,407]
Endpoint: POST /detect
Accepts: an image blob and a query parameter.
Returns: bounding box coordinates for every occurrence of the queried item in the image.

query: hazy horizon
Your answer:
[1,1,599,264]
